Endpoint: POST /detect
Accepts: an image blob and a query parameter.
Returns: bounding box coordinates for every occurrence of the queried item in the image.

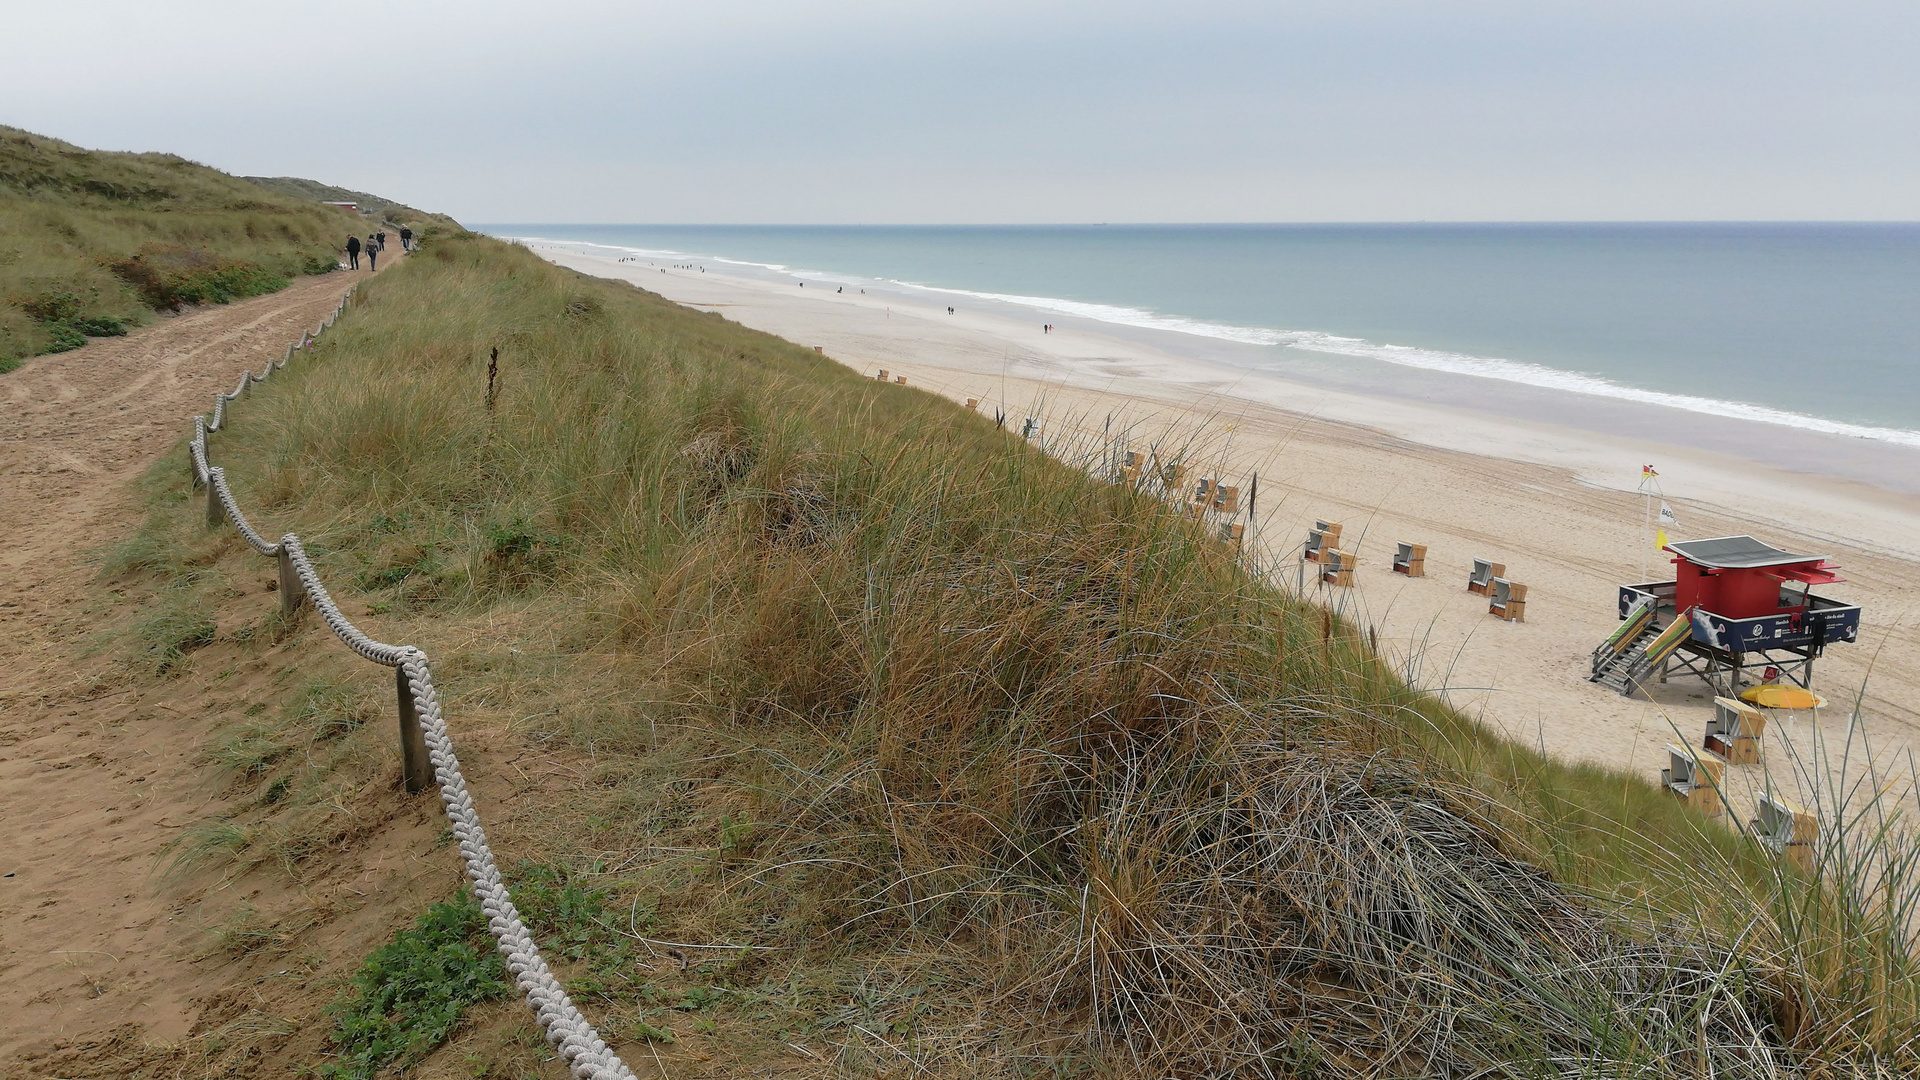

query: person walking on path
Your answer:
[345,234,361,270]
[399,226,413,252]
[376,230,387,251]
[365,234,379,272]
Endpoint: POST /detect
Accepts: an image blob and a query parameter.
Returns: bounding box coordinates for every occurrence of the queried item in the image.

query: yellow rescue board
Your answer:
[1740,685,1828,710]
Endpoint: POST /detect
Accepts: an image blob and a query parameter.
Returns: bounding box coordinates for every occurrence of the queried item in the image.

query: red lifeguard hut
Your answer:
[1591,535,1860,696]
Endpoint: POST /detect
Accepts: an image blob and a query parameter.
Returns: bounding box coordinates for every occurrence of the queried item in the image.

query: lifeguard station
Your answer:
[1592,535,1860,697]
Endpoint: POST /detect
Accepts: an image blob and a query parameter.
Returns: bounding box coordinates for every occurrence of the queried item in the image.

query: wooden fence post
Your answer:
[396,665,432,793]
[205,478,225,526]
[277,547,307,616]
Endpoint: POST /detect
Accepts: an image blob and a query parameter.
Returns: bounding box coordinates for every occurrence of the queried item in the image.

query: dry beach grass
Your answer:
[108,232,1913,1076]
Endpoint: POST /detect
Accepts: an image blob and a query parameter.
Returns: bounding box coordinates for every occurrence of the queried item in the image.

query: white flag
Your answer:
[1658,501,1678,527]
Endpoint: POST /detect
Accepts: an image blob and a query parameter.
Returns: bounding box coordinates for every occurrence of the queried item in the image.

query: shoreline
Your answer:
[533,242,1920,828]
[501,232,1920,497]
[525,240,1920,551]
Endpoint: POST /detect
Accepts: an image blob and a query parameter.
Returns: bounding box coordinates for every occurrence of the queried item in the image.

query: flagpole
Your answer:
[1640,470,1653,581]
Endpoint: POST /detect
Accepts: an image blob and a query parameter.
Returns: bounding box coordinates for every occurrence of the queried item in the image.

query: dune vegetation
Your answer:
[124,231,1917,1077]
[0,126,394,370]
[240,174,441,227]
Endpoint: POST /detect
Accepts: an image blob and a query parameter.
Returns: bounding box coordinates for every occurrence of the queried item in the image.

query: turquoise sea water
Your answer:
[481,223,1920,452]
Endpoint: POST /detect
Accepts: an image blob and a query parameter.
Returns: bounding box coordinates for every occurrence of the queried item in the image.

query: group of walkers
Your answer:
[343,225,414,271]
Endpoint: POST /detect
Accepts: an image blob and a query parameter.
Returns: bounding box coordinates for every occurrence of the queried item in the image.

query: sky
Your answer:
[7,0,1919,223]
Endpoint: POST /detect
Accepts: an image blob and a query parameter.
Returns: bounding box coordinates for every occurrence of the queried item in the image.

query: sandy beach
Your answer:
[533,244,1920,824]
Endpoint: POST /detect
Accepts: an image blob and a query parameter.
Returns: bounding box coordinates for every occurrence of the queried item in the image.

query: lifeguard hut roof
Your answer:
[1666,534,1844,589]
[1666,535,1826,570]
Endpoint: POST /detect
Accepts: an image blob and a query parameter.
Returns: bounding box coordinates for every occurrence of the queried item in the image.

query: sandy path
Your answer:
[542,247,1920,827]
[0,268,373,1056]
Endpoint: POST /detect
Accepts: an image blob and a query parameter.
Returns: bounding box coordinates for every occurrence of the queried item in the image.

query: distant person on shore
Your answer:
[400,226,413,251]
[365,235,379,272]
[345,234,361,270]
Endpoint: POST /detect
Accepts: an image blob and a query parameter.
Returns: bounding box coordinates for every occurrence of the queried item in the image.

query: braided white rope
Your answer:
[194,286,637,1078]
[207,468,279,556]
[276,534,409,666]
[403,651,637,1079]
[189,421,210,488]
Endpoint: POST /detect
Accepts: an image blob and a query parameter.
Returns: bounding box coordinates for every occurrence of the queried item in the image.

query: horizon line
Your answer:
[470,219,1920,228]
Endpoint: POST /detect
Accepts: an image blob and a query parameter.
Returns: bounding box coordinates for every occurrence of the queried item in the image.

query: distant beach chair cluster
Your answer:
[1297,520,1529,623]
[1101,449,1255,549]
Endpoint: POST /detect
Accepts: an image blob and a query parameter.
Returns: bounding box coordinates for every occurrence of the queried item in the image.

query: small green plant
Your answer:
[358,554,434,589]
[508,862,633,973]
[627,1020,676,1043]
[171,263,289,306]
[320,891,511,1080]
[44,322,86,351]
[483,518,569,585]
[72,313,128,336]
[673,985,734,1012]
[19,289,83,323]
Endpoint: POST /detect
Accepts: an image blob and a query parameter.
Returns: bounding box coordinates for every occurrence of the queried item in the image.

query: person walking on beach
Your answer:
[365,234,379,272]
[400,226,413,252]
[345,234,361,270]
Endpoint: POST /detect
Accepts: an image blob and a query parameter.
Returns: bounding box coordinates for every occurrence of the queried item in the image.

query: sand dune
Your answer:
[539,244,1920,828]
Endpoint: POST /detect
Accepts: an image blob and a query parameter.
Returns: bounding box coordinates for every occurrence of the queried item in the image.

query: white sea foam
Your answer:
[884,280,1920,450]
[503,235,1920,451]
[502,235,830,279]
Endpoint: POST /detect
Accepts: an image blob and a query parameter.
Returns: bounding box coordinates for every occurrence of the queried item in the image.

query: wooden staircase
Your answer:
[1591,600,1691,697]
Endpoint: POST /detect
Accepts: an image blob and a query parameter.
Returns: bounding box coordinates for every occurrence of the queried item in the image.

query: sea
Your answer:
[479,223,1920,491]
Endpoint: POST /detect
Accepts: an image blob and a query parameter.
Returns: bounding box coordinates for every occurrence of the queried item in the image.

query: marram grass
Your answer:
[174,232,1918,1077]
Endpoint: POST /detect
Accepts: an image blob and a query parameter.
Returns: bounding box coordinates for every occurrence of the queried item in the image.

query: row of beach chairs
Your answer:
[1663,738,1816,870]
[1307,521,1527,622]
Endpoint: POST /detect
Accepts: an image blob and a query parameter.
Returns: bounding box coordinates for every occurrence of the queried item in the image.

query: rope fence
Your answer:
[187,286,638,1080]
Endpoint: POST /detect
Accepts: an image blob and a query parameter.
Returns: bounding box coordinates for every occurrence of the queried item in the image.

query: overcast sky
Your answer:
[8,1,1918,223]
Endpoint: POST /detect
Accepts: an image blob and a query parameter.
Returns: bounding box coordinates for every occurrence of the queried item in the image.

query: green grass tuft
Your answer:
[132,588,218,674]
